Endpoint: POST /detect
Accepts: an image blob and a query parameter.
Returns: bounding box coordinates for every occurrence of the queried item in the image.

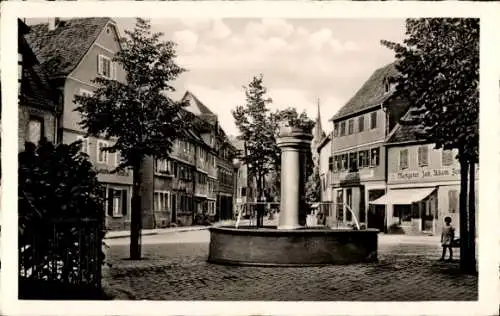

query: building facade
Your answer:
[25,18,133,230]
[373,112,479,236]
[18,19,59,151]
[328,63,408,230]
[318,133,333,204]
[24,18,240,231]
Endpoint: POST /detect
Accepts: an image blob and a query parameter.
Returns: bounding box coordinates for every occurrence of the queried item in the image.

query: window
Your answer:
[334,156,341,171]
[358,116,364,132]
[348,152,358,172]
[154,191,170,213]
[333,123,339,137]
[448,190,458,213]
[341,154,348,170]
[98,54,115,79]
[328,156,334,171]
[370,148,380,166]
[106,188,127,217]
[27,117,44,144]
[336,190,344,221]
[114,151,120,167]
[418,145,429,167]
[358,150,369,168]
[348,119,354,135]
[155,159,170,174]
[399,149,409,170]
[370,112,377,129]
[77,136,89,154]
[442,149,454,166]
[241,187,246,197]
[340,121,346,136]
[395,205,412,223]
[208,201,216,216]
[97,140,109,164]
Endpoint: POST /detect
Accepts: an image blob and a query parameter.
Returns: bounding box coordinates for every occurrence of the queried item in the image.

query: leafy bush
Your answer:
[18,139,106,285]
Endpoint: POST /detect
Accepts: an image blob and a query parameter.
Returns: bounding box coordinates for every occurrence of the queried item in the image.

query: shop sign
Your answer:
[390,167,479,181]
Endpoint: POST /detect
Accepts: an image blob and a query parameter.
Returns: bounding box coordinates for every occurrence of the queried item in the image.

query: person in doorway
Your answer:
[440,216,455,261]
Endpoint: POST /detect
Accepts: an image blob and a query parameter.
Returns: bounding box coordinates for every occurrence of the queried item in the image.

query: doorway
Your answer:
[171,194,177,224]
[368,189,386,232]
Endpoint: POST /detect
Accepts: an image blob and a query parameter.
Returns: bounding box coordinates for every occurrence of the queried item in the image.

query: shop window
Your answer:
[358,115,365,132]
[399,149,409,170]
[348,119,354,135]
[340,121,346,136]
[346,189,352,221]
[370,112,377,129]
[442,149,454,166]
[418,145,429,167]
[370,148,379,167]
[448,190,458,213]
[154,191,170,212]
[394,204,411,223]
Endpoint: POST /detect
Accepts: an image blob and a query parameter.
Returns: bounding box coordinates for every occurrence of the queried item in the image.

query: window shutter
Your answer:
[122,189,128,215]
[107,188,114,216]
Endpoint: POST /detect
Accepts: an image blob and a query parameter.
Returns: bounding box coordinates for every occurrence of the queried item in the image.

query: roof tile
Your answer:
[25,18,111,78]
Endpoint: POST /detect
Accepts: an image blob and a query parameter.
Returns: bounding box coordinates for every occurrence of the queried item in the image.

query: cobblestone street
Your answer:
[104,231,477,301]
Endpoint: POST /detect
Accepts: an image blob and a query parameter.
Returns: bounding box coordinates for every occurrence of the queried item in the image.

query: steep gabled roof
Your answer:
[332,62,398,121]
[386,108,425,145]
[17,20,58,112]
[20,63,58,112]
[182,91,218,125]
[25,18,111,78]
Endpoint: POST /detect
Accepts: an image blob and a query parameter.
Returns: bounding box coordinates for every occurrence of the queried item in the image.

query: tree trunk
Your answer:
[130,157,143,260]
[467,162,477,274]
[458,157,469,272]
[256,173,264,227]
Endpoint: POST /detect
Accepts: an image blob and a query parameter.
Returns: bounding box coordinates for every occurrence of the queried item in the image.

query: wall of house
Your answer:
[60,21,133,231]
[18,105,56,150]
[319,139,332,202]
[386,144,479,185]
[332,108,386,151]
[385,144,478,236]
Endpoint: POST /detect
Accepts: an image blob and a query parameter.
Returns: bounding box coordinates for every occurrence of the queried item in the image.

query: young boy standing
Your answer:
[440,216,455,261]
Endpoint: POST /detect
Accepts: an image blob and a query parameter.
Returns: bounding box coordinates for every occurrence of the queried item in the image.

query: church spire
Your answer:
[313,97,324,141]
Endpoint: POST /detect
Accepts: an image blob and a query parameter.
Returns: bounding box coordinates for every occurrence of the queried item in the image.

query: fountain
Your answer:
[208,126,379,266]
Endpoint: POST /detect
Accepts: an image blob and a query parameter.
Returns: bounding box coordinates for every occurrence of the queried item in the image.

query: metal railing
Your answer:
[234,201,361,230]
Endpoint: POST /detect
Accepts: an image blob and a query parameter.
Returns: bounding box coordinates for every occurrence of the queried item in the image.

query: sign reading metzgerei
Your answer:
[389,167,479,181]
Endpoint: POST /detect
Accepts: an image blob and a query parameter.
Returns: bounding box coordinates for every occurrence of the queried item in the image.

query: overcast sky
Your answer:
[28,18,407,137]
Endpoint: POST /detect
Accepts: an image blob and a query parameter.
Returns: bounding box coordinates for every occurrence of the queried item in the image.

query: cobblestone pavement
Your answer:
[105,232,477,301]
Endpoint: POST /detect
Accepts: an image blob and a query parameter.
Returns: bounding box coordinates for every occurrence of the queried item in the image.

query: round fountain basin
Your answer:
[208,226,379,266]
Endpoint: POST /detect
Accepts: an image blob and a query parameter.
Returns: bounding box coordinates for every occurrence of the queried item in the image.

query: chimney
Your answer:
[48,18,60,31]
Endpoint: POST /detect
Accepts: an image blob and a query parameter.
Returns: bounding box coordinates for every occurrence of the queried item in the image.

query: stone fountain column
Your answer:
[276,126,313,229]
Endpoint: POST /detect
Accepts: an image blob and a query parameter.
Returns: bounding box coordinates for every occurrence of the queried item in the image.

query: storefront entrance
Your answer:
[367,189,386,232]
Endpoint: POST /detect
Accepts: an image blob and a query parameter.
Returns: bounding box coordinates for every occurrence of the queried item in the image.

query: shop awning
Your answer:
[370,188,435,205]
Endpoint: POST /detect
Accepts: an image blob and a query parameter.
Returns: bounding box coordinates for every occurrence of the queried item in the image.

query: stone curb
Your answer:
[104,226,211,240]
